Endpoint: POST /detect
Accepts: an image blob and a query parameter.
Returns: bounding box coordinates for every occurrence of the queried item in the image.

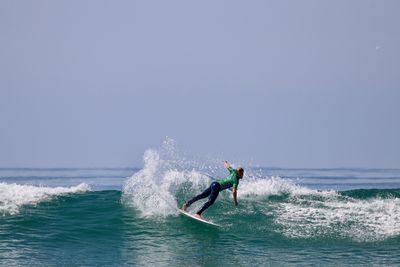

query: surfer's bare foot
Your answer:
[182,203,189,211]
[194,214,204,219]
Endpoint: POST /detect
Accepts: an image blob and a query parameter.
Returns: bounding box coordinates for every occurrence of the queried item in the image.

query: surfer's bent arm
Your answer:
[224,160,235,173]
[233,188,238,206]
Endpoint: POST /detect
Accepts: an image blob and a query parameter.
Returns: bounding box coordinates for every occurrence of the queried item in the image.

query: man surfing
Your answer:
[182,160,244,219]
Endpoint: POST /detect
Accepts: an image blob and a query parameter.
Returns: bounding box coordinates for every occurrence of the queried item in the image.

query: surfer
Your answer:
[182,160,244,218]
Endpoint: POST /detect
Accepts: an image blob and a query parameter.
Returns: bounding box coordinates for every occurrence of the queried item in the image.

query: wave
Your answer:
[0,182,90,215]
[121,139,400,242]
[340,188,400,199]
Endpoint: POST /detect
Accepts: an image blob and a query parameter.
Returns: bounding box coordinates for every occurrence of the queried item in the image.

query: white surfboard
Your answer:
[178,209,221,227]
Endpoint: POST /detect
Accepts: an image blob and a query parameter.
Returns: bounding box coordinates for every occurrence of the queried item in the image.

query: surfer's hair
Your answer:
[237,167,244,178]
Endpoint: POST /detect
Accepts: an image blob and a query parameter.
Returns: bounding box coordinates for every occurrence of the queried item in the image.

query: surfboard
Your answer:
[178,209,221,227]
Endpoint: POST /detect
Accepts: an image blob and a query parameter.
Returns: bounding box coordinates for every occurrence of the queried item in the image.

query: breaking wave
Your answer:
[0,182,90,215]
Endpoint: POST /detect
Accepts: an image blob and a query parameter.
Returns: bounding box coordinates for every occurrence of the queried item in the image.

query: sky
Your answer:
[0,0,399,168]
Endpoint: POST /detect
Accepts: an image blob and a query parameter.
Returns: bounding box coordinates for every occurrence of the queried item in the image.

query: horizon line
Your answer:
[0,166,399,171]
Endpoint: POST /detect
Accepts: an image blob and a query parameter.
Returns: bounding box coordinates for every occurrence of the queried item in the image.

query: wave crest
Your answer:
[0,182,90,215]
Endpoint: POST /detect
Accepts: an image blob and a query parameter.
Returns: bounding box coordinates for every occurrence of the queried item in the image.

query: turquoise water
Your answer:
[1,189,399,266]
[1,151,400,266]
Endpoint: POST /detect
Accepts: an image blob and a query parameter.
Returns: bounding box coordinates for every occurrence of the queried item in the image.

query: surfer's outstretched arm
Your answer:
[224,160,230,169]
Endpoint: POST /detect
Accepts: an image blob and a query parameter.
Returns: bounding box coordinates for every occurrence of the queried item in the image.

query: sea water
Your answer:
[1,147,399,266]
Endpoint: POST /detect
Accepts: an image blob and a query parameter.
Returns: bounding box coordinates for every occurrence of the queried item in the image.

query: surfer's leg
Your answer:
[196,182,221,215]
[185,184,212,208]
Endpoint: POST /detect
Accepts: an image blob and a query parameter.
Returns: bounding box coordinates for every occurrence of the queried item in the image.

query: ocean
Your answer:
[1,148,399,266]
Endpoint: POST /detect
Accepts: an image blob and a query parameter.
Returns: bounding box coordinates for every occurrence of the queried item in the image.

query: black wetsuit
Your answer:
[187,182,221,215]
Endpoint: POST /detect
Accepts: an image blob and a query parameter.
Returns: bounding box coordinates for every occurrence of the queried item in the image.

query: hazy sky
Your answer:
[1,0,399,168]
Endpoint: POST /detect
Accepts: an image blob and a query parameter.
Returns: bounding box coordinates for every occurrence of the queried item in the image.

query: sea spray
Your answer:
[122,147,213,217]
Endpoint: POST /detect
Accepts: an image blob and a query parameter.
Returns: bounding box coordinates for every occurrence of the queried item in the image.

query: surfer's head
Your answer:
[236,167,244,179]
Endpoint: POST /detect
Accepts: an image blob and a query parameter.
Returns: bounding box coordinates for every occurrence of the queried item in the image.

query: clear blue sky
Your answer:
[1,1,399,168]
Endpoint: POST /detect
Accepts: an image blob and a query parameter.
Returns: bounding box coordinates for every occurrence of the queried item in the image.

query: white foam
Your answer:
[273,194,400,241]
[0,182,90,215]
[238,175,337,198]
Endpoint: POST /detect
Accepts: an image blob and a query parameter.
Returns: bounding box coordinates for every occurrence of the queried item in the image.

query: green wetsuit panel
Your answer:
[218,167,239,190]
